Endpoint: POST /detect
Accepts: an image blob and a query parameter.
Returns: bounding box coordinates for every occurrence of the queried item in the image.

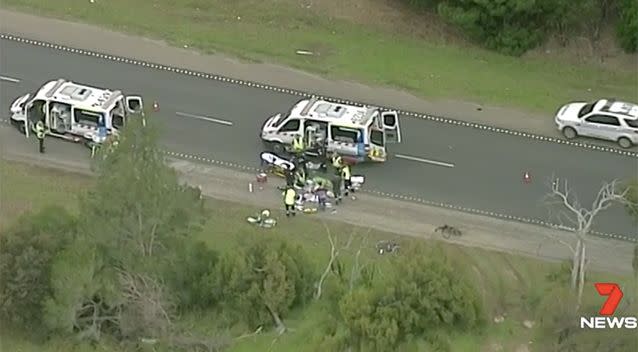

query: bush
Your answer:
[0,206,76,334]
[212,236,316,329]
[339,243,483,351]
[164,240,219,311]
[617,0,638,52]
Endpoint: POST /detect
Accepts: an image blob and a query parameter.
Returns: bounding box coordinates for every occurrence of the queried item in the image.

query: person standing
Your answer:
[283,186,297,217]
[341,163,353,196]
[292,135,305,156]
[331,173,342,205]
[35,119,46,153]
[284,166,295,187]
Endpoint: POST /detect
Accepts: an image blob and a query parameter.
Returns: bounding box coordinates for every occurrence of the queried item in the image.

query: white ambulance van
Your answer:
[9,78,143,142]
[260,96,401,163]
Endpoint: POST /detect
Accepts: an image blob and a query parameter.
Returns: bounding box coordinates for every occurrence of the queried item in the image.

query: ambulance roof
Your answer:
[34,79,123,112]
[292,97,378,127]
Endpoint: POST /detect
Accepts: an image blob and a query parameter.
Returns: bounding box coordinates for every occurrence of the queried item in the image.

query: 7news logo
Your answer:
[580,283,637,329]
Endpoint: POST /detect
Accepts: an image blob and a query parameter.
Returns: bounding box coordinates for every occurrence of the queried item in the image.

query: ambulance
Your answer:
[9,78,144,143]
[260,96,401,163]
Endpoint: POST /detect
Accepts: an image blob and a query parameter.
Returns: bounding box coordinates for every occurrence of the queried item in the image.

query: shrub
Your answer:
[0,206,76,334]
[617,0,638,52]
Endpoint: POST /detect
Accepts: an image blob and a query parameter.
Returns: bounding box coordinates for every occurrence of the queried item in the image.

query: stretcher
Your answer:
[260,152,295,177]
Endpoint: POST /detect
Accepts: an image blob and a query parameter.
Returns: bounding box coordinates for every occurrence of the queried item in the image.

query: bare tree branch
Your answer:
[315,222,354,300]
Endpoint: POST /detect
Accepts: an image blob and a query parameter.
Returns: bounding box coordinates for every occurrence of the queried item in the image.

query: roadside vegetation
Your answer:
[2,119,638,352]
[2,0,636,114]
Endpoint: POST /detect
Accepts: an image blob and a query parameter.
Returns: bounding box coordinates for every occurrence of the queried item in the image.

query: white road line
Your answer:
[395,154,455,168]
[0,75,20,83]
[176,111,233,126]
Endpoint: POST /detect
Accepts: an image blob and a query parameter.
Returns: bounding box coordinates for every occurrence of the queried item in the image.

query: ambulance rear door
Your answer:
[381,111,401,143]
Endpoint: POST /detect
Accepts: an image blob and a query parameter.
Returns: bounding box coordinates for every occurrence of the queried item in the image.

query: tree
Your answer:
[545,178,631,308]
[617,0,638,52]
[339,242,482,351]
[0,206,76,335]
[314,223,354,300]
[44,115,208,342]
[213,236,315,334]
[82,115,206,269]
[43,238,121,341]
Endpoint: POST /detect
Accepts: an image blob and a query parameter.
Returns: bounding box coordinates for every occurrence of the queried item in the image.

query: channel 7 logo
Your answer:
[580,283,637,329]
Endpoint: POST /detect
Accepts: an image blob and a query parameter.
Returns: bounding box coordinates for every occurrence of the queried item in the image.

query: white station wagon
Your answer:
[554,99,638,148]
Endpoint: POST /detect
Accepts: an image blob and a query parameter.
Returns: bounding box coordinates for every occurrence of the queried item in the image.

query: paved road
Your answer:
[1,38,636,238]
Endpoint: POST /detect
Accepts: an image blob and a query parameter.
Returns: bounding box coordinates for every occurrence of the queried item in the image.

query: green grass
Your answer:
[1,160,635,352]
[3,0,637,114]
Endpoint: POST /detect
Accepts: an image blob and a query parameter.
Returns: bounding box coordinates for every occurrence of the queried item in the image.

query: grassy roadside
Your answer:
[3,0,637,115]
[1,159,635,352]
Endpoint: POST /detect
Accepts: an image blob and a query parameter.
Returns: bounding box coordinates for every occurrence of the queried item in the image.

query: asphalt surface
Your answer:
[1,38,637,238]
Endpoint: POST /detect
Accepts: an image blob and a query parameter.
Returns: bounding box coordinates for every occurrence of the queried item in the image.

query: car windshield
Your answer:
[625,119,638,128]
[578,103,595,118]
[272,112,289,128]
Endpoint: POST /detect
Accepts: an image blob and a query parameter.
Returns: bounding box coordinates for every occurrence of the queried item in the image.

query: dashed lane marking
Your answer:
[1,33,637,158]
[176,111,233,126]
[1,114,633,243]
[0,75,21,83]
[395,154,455,168]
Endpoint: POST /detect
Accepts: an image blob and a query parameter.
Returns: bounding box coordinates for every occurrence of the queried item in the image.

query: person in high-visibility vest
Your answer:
[331,153,343,168]
[341,164,353,196]
[292,135,305,156]
[35,120,46,153]
[283,186,297,217]
[294,168,307,188]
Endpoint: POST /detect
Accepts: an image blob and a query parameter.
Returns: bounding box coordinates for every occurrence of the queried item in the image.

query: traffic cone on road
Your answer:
[152,101,160,112]
[523,171,531,184]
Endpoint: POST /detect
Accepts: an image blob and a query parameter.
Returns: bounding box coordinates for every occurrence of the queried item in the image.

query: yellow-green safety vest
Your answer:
[284,188,296,205]
[331,155,342,168]
[35,121,45,139]
[292,136,304,152]
[341,165,351,180]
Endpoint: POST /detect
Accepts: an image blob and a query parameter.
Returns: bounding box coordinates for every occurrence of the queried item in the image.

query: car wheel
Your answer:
[271,142,285,155]
[618,137,632,149]
[562,127,577,140]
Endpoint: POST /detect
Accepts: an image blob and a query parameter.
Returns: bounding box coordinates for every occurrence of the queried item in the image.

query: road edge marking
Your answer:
[1,33,636,158]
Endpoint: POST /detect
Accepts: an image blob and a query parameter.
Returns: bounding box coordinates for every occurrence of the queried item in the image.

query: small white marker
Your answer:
[0,75,20,83]
[249,182,254,193]
[395,154,455,168]
[176,111,233,126]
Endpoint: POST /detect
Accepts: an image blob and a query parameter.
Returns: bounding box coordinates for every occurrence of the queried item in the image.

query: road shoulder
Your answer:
[1,139,632,275]
[0,9,556,136]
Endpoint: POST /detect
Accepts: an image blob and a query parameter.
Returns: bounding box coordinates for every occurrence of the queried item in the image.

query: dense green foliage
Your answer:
[617,0,638,52]
[0,206,76,336]
[404,0,637,55]
[339,243,482,351]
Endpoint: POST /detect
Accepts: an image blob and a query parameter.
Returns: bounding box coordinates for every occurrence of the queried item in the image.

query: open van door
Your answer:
[381,111,401,143]
[125,96,144,114]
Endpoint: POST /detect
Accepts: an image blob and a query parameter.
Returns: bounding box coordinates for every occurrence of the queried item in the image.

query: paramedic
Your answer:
[292,135,305,156]
[341,164,353,196]
[285,166,295,187]
[35,119,46,153]
[294,167,307,188]
[283,187,297,217]
[331,152,343,169]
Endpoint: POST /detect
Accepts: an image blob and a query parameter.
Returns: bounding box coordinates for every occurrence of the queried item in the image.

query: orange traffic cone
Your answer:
[152,101,159,112]
[523,171,531,184]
